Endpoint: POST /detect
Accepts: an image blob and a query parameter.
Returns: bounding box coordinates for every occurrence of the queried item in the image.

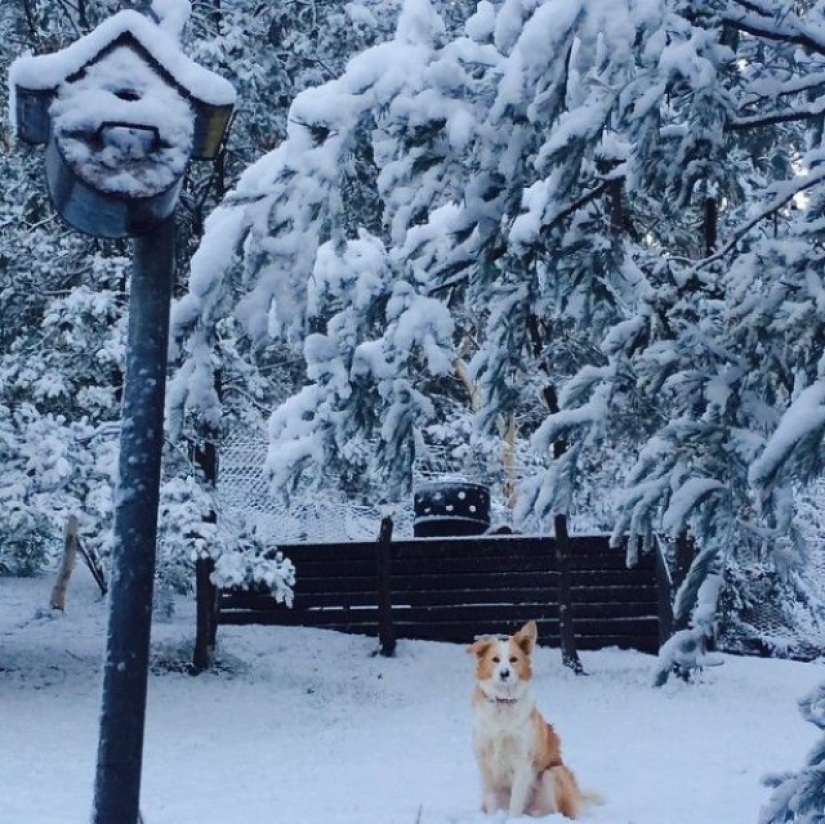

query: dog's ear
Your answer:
[468,638,495,657]
[514,620,538,654]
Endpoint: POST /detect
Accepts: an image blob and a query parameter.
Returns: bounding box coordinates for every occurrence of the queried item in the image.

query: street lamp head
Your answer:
[9,10,236,237]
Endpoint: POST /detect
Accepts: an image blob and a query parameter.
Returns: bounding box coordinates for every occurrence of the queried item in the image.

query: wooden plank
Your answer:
[383,602,656,626]
[287,567,655,588]
[285,559,376,578]
[277,536,647,562]
[570,602,658,619]
[277,543,377,562]
[391,577,655,600]
[219,610,660,652]
[570,585,657,603]
[292,574,377,594]
[569,569,657,586]
[392,624,659,652]
[390,554,555,575]
[390,587,559,607]
[220,609,379,631]
[391,571,559,591]
[395,538,644,560]
[391,538,552,560]
[275,537,544,562]
[394,588,652,607]
[387,570,656,593]
[223,581,656,608]
[223,587,658,613]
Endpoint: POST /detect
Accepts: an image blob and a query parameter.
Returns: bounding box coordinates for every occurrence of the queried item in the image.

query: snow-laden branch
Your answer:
[749,379,825,491]
[662,477,726,536]
[731,102,825,131]
[724,0,825,58]
[687,165,825,275]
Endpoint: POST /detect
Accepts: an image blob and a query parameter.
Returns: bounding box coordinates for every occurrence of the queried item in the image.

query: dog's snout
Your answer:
[499,666,511,680]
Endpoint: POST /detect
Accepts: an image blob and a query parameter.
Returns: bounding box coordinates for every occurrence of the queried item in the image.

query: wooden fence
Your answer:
[216,534,668,655]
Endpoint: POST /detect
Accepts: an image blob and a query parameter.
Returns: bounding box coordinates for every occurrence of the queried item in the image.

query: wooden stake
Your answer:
[51,514,79,611]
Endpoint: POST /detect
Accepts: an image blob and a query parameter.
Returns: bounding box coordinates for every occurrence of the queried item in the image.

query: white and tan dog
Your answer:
[467,621,602,819]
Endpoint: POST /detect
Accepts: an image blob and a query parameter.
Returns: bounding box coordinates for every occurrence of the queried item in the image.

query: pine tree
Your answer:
[760,683,825,824]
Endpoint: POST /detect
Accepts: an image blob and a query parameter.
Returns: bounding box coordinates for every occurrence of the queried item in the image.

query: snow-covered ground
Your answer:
[1,570,822,824]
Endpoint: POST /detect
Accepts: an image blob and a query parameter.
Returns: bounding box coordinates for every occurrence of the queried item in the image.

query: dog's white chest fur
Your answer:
[472,696,536,786]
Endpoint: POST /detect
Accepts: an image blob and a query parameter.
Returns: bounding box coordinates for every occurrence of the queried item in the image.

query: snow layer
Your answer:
[1,572,822,824]
[9,10,235,106]
[50,47,193,197]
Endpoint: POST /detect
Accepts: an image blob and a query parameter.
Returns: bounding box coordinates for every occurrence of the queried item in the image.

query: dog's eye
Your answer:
[509,656,517,664]
[492,656,500,663]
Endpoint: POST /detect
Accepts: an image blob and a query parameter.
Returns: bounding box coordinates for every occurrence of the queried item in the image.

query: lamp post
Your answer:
[9,8,235,823]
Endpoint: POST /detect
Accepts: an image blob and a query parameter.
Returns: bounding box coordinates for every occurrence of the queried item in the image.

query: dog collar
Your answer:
[488,695,520,705]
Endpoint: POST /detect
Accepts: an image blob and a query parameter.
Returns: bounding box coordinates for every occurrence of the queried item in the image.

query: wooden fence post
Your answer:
[193,556,218,672]
[553,520,585,674]
[376,515,396,657]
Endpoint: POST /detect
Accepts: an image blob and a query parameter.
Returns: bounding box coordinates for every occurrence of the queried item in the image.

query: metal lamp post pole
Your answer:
[92,216,175,824]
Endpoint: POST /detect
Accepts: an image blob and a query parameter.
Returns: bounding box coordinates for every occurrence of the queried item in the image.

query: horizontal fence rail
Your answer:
[217,535,663,654]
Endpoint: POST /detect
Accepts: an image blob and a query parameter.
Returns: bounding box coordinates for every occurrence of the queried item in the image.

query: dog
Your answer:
[467,621,602,819]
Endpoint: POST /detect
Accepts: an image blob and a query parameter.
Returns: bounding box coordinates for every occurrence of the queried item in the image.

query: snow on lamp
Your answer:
[9,9,235,237]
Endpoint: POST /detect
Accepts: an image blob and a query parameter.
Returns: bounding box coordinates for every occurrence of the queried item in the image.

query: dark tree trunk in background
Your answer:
[542,385,585,675]
[192,436,219,673]
[525,314,585,675]
[704,196,718,257]
[672,531,696,633]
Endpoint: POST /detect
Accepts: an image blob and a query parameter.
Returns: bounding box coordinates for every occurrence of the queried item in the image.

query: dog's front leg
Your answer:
[508,767,534,818]
[478,762,506,813]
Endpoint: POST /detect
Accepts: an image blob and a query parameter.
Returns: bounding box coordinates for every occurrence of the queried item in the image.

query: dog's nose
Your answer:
[499,667,510,680]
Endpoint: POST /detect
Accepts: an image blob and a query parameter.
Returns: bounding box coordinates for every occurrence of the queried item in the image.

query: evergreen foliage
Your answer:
[169,0,825,685]
[761,683,825,824]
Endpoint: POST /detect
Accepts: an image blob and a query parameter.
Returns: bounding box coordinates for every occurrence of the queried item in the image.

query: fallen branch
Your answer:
[77,535,108,597]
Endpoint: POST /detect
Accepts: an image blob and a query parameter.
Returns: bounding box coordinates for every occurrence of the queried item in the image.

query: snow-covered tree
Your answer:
[479,0,825,683]
[760,683,825,824]
[170,0,825,687]
[169,0,475,514]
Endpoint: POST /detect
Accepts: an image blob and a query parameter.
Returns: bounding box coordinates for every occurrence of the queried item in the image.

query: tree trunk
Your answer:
[542,385,585,675]
[704,196,718,257]
[672,531,695,633]
[192,436,219,673]
[50,514,79,611]
[502,415,519,509]
[525,315,585,675]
